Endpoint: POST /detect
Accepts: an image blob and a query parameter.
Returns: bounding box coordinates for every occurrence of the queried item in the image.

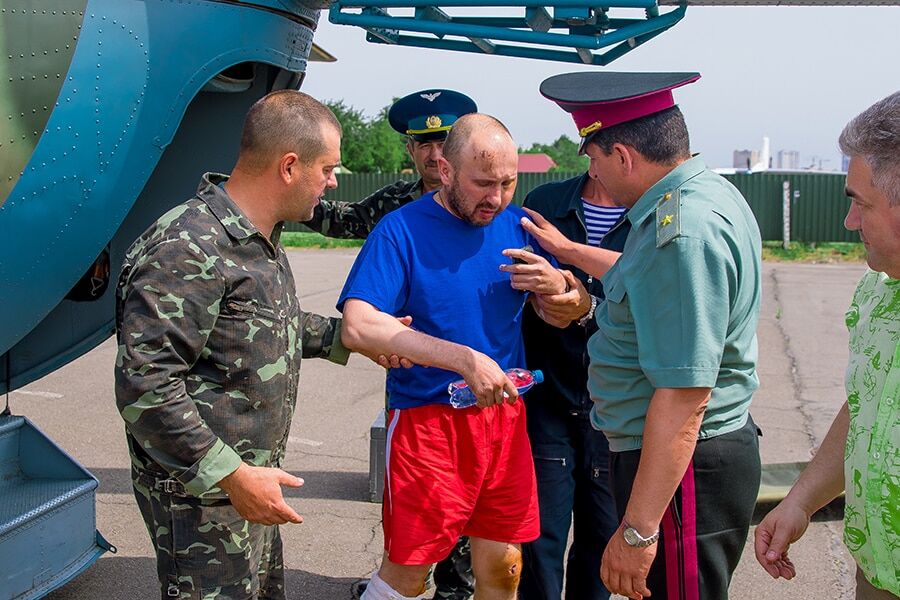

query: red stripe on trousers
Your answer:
[660,462,700,600]
[681,462,699,600]
[661,506,680,598]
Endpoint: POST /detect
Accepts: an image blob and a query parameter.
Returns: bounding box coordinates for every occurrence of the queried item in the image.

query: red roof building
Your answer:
[518,153,557,173]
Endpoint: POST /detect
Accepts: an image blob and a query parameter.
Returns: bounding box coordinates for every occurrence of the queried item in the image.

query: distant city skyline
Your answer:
[302,6,899,170]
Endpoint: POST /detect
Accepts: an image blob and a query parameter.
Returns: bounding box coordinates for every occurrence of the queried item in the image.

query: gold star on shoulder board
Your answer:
[656,190,681,248]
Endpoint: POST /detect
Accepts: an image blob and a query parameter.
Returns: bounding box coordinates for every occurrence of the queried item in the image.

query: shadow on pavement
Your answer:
[752,495,845,525]
[46,555,366,599]
[44,555,157,599]
[90,468,371,502]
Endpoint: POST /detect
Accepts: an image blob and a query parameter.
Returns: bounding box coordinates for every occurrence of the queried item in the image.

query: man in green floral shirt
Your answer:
[755,90,900,599]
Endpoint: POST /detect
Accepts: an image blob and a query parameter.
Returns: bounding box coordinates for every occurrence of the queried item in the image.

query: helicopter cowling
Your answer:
[0,0,317,394]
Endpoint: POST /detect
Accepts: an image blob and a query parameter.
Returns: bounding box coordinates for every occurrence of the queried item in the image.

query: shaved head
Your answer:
[441,113,515,169]
[437,113,519,227]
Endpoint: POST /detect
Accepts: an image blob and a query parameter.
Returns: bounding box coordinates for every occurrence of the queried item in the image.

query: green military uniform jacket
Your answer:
[115,173,349,498]
[588,156,763,452]
[303,178,422,239]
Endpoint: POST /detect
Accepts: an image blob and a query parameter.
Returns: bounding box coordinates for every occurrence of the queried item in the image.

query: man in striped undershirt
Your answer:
[581,180,627,246]
[515,171,628,600]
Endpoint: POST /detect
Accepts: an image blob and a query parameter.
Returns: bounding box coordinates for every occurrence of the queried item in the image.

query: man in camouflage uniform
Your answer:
[303,89,478,600]
[304,89,476,240]
[115,91,358,600]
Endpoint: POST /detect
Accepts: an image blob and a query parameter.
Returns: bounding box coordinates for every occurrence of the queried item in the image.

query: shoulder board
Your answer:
[655,189,681,248]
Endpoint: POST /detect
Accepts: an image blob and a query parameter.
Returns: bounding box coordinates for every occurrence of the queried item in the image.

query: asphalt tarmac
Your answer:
[9,251,864,599]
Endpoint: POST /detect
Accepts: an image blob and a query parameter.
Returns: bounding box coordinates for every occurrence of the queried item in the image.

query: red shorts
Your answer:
[382,400,540,565]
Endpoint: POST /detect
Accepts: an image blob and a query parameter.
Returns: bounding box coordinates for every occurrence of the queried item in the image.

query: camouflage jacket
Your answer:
[114,173,349,498]
[303,178,422,239]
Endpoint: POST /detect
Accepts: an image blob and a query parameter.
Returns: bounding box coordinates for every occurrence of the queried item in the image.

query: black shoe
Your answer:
[351,579,369,599]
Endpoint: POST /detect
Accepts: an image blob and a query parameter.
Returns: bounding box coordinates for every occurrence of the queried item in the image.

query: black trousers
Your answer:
[609,417,761,600]
[520,401,617,600]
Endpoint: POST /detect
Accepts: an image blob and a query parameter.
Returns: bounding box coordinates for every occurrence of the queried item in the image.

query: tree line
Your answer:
[326,100,589,174]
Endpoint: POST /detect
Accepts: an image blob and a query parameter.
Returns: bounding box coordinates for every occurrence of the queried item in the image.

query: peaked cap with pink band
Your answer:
[540,72,700,153]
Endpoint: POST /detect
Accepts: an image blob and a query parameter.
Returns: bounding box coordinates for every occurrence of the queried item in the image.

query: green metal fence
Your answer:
[288,171,854,243]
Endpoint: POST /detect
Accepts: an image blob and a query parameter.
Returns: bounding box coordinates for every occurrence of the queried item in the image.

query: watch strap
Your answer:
[577,294,598,327]
[623,521,660,548]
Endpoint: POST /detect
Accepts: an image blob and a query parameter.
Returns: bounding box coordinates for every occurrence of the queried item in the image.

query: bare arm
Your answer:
[754,401,849,579]
[626,387,710,532]
[520,207,620,279]
[341,299,518,406]
[778,401,848,513]
[601,387,710,599]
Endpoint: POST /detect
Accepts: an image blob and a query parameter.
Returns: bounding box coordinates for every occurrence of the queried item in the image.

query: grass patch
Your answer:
[280,233,864,262]
[281,231,364,249]
[762,241,865,263]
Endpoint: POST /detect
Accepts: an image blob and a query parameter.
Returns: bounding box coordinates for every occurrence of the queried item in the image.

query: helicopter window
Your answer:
[65,248,111,302]
[202,62,257,93]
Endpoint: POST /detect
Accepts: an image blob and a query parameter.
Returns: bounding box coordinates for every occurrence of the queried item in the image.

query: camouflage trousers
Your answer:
[432,537,474,600]
[133,478,285,600]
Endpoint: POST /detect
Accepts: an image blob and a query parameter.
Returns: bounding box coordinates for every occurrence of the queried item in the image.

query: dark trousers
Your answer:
[609,417,761,600]
[520,401,618,600]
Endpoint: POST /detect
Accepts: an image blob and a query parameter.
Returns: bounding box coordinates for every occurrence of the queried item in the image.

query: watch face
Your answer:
[623,527,640,546]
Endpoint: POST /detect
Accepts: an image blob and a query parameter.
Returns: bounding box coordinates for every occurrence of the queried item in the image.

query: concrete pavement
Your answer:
[7,250,865,599]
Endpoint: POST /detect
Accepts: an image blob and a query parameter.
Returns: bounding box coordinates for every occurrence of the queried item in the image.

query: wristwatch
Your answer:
[622,522,659,548]
[577,294,599,327]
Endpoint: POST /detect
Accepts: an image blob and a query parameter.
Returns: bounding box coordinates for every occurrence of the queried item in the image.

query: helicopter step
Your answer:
[0,416,114,600]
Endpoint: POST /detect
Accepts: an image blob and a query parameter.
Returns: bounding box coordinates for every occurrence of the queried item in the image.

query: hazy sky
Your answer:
[302,6,899,170]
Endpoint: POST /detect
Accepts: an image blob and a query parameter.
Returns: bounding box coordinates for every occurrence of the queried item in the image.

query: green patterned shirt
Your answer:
[844,269,900,594]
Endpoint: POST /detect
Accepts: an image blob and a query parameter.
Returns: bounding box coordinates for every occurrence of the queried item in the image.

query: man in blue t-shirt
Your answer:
[339,114,568,600]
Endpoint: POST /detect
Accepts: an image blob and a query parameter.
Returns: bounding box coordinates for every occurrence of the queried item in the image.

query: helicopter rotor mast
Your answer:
[328,0,898,65]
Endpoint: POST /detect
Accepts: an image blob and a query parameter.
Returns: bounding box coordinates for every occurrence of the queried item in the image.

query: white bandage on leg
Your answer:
[359,571,428,600]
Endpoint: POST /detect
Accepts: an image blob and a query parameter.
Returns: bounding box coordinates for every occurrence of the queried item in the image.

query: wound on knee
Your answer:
[490,547,523,591]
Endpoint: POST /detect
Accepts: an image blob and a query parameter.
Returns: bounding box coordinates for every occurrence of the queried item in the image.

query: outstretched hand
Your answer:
[218,463,303,526]
[520,207,574,261]
[500,248,566,295]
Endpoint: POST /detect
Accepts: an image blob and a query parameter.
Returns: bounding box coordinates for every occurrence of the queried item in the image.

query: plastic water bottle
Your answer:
[448,368,544,409]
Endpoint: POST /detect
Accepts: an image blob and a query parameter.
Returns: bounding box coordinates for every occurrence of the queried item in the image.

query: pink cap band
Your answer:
[567,90,676,137]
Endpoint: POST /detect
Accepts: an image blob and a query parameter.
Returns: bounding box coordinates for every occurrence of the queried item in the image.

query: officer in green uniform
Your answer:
[115,91,360,600]
[303,89,478,600]
[530,72,763,600]
[304,89,477,240]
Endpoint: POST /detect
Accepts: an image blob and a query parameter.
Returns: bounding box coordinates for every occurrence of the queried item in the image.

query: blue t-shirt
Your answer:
[337,193,552,409]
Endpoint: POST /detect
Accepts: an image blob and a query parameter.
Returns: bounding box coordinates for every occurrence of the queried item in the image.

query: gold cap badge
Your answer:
[578,120,603,138]
[425,115,443,129]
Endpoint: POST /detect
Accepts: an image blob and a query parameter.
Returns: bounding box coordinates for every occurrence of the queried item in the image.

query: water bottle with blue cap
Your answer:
[448,368,544,409]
